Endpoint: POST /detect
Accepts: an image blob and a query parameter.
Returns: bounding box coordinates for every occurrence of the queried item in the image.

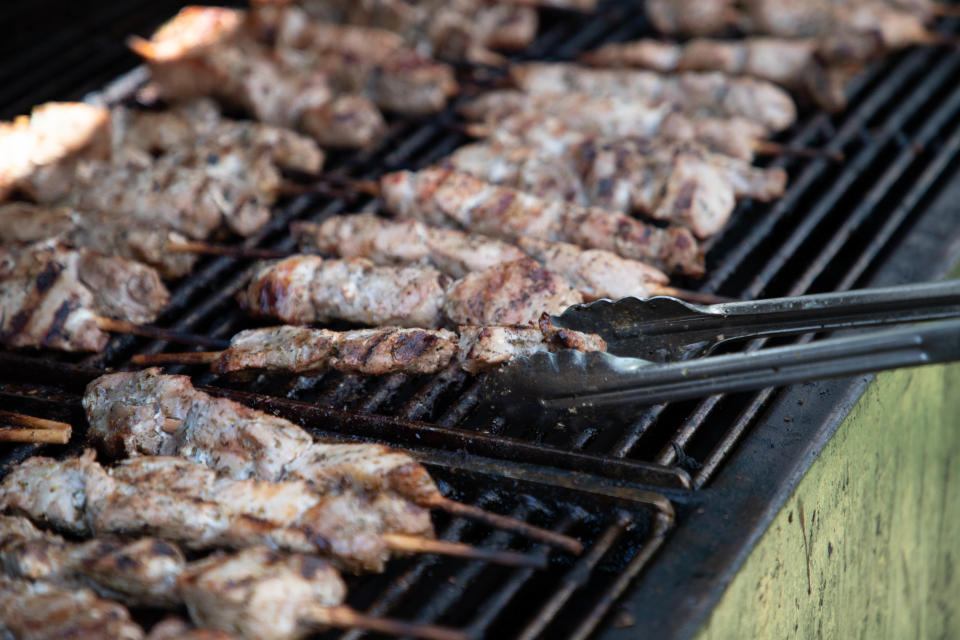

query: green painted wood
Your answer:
[695,362,960,639]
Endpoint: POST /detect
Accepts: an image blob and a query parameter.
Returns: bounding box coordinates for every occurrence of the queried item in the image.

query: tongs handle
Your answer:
[537,317,960,409]
[555,280,960,362]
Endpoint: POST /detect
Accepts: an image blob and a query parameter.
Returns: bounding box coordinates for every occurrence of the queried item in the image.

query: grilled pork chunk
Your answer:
[462,93,769,161]
[215,325,459,375]
[380,168,705,276]
[0,451,431,572]
[510,63,797,132]
[644,0,735,35]
[241,255,451,327]
[0,242,169,351]
[0,202,197,278]
[211,321,606,376]
[0,576,145,640]
[132,6,386,149]
[248,5,458,115]
[83,368,442,503]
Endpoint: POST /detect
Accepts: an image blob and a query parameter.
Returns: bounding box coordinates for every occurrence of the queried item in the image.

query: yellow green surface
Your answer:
[695,362,960,639]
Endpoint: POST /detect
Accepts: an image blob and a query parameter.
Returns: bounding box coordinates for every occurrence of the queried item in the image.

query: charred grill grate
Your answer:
[3,1,960,638]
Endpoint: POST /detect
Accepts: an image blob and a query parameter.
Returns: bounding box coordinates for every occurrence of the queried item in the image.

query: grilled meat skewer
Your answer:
[131,7,386,149]
[0,451,541,572]
[0,516,462,640]
[381,168,704,276]
[509,63,797,132]
[0,202,198,279]
[277,0,537,64]
[0,242,169,352]
[141,317,607,376]
[441,140,786,237]
[240,255,583,327]
[246,5,458,114]
[292,214,670,298]
[82,368,583,553]
[462,93,770,161]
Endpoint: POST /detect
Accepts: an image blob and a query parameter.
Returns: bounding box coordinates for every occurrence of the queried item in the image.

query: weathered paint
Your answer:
[695,362,960,639]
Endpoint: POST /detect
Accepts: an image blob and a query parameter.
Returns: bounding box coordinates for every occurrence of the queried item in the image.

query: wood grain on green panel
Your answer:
[695,363,960,639]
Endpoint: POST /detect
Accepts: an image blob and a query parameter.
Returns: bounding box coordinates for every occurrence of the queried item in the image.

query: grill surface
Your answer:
[3,1,960,638]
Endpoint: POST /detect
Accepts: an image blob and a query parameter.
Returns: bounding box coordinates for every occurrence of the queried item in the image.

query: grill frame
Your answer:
[2,1,960,638]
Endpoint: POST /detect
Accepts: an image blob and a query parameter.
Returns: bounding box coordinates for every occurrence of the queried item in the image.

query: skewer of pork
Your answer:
[130,6,386,149]
[0,576,149,640]
[440,139,787,237]
[460,92,776,161]
[380,168,705,276]
[509,63,798,132]
[0,241,170,352]
[132,314,607,376]
[82,368,583,553]
[0,202,199,279]
[270,0,537,64]
[240,255,583,327]
[291,214,673,297]
[113,99,325,175]
[245,5,458,115]
[0,411,71,445]
[0,451,546,573]
[0,516,462,640]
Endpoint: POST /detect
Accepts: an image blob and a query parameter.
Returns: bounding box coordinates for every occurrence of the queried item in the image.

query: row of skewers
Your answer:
[1,367,589,638]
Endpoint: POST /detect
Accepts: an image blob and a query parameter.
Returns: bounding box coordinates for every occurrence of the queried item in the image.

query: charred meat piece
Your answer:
[0,202,197,279]
[83,368,442,503]
[115,99,324,174]
[510,63,797,132]
[131,6,386,149]
[215,325,458,375]
[644,0,736,36]
[292,214,528,278]
[380,168,705,276]
[443,259,583,326]
[461,92,769,161]
[248,5,458,114]
[209,322,605,377]
[0,242,169,351]
[0,451,430,572]
[240,255,451,328]
[289,0,537,64]
[0,576,146,640]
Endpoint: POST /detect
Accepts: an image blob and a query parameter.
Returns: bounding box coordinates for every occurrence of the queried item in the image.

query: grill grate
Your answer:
[3,1,960,638]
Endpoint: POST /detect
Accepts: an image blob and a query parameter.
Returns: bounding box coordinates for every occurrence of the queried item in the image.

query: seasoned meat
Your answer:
[644,0,735,35]
[215,325,458,375]
[0,576,145,640]
[510,63,798,132]
[292,214,528,278]
[0,242,169,351]
[443,259,583,326]
[132,6,386,148]
[380,168,705,276]
[0,202,197,278]
[83,368,442,503]
[239,255,451,328]
[515,237,668,301]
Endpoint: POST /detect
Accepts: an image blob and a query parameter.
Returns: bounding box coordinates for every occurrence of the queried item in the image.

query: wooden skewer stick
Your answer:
[0,411,72,444]
[422,495,583,555]
[166,240,290,260]
[0,427,71,444]
[751,140,845,163]
[132,351,221,366]
[312,606,470,640]
[382,533,547,568]
[95,317,230,349]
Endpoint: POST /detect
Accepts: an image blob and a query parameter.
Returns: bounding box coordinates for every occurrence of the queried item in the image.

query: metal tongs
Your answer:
[485,280,960,411]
